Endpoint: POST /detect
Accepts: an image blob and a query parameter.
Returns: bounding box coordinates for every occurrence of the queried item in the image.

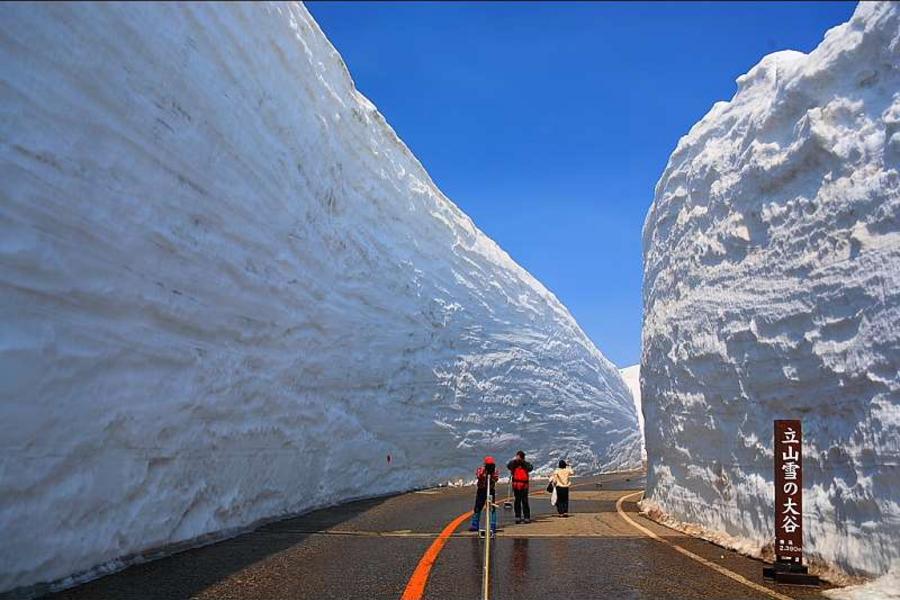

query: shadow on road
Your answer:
[37,494,397,600]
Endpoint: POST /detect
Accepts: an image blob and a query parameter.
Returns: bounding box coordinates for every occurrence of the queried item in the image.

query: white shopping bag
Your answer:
[550,486,558,506]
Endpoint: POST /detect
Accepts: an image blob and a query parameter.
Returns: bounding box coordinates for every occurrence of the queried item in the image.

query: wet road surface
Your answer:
[41,473,832,600]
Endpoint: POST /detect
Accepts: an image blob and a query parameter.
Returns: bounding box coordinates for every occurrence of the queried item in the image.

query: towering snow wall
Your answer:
[642,2,899,579]
[0,2,640,594]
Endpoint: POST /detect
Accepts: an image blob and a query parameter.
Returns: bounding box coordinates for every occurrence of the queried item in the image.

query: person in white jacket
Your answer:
[549,459,574,517]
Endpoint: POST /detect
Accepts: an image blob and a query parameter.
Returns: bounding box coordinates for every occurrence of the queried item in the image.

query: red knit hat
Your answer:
[484,456,495,465]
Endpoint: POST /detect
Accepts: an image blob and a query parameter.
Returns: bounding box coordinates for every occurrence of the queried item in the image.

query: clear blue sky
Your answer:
[306,1,856,367]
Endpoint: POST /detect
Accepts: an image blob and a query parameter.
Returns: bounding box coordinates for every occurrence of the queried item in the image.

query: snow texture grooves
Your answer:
[641,2,899,579]
[0,2,640,594]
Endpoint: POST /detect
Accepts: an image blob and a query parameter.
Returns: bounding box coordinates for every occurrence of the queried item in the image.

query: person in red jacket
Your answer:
[469,456,499,532]
[507,450,533,524]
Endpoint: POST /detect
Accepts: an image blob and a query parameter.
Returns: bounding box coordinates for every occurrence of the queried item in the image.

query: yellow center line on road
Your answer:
[400,478,640,600]
[399,491,517,600]
[615,491,795,600]
[400,475,643,600]
[400,510,473,600]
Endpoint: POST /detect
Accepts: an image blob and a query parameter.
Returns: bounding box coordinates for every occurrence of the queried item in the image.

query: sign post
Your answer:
[763,419,820,586]
[481,474,494,600]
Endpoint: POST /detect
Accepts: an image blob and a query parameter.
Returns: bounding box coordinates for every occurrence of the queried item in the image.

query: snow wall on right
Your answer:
[641,1,899,579]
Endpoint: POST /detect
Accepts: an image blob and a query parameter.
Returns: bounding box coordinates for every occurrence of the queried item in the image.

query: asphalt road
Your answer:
[41,472,832,600]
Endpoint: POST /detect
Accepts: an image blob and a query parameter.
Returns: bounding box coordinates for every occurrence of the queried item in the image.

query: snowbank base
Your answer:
[824,568,900,600]
[639,498,869,587]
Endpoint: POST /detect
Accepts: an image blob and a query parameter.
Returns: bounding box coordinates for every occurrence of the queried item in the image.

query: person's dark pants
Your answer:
[471,487,496,530]
[556,486,570,515]
[473,487,488,513]
[513,487,530,520]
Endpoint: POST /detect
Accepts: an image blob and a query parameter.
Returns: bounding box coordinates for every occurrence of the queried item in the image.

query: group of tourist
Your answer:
[469,451,574,533]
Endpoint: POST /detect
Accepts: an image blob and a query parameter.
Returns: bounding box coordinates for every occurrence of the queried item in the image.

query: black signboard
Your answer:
[764,419,819,586]
[774,419,803,563]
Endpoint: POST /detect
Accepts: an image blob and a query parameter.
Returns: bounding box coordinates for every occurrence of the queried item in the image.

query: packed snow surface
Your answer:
[0,2,640,594]
[824,567,900,600]
[619,365,646,459]
[642,1,899,579]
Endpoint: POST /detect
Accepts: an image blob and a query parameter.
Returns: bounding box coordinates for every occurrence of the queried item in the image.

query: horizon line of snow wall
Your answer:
[641,1,899,579]
[0,3,640,594]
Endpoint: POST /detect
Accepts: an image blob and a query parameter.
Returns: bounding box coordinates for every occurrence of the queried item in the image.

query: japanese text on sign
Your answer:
[774,420,803,563]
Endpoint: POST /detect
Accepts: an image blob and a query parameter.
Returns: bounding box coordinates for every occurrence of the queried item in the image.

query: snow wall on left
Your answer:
[0,3,641,594]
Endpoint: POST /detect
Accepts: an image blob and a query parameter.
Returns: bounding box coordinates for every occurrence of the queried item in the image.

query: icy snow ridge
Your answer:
[642,2,899,579]
[0,3,640,594]
[619,365,646,459]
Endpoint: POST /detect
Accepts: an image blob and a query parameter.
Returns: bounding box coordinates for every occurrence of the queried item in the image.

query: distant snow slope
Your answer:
[619,365,646,459]
[0,3,640,594]
[642,1,899,579]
